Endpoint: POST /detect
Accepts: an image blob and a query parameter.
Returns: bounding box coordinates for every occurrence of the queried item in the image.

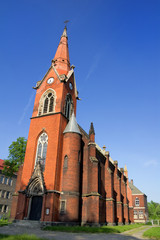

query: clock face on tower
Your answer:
[47,77,54,84]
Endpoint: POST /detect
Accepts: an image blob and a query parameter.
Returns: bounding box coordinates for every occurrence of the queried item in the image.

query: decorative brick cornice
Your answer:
[89,157,98,163]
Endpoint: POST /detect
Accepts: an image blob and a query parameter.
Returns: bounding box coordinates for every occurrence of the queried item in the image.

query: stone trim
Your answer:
[47,190,61,194]
[123,203,128,207]
[132,193,144,196]
[12,192,19,196]
[117,201,122,204]
[82,192,100,197]
[88,142,96,146]
[78,125,89,139]
[33,66,52,89]
[31,111,66,120]
[106,197,115,202]
[134,207,145,209]
[62,191,79,196]
[89,157,98,163]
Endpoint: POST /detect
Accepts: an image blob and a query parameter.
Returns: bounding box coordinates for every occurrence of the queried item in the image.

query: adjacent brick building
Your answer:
[0,159,17,218]
[129,180,148,223]
[12,27,148,225]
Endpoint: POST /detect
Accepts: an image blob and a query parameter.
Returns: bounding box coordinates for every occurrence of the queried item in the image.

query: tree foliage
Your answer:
[148,201,160,219]
[2,137,27,176]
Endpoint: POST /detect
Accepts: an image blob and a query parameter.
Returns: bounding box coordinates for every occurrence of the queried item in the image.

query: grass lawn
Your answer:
[44,223,144,233]
[0,234,46,240]
[143,227,160,240]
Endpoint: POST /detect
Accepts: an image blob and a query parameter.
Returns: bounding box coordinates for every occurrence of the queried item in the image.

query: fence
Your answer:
[151,219,160,226]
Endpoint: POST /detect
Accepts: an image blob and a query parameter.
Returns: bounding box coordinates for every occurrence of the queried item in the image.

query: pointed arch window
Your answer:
[38,90,56,116]
[63,155,68,169]
[64,94,73,119]
[35,132,48,171]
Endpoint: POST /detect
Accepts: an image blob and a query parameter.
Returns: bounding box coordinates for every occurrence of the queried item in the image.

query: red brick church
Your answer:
[11,27,148,225]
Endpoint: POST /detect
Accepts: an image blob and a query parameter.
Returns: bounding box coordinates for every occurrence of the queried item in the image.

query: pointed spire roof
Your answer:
[124,165,127,172]
[52,26,70,74]
[89,122,95,136]
[63,112,81,135]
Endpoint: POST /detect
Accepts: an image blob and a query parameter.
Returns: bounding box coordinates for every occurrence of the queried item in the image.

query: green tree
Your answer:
[2,137,27,176]
[148,201,160,219]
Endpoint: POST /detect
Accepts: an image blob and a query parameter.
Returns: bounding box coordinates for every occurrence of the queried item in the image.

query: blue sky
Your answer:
[0,0,160,203]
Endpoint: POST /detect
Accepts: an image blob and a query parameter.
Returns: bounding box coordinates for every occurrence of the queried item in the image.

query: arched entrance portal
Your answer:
[29,196,43,220]
[23,161,47,221]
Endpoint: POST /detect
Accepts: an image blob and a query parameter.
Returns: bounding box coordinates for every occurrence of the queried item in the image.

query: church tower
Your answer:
[14,27,81,222]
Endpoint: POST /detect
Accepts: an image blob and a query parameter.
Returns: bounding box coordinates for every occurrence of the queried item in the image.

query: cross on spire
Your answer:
[64,20,69,27]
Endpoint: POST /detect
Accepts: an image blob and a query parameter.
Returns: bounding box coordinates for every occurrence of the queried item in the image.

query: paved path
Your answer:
[0,224,152,240]
[122,226,152,239]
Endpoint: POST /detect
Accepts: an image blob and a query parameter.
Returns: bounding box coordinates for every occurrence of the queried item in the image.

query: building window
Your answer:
[8,178,12,186]
[64,94,73,119]
[63,155,68,169]
[35,132,48,171]
[135,197,140,206]
[38,89,56,116]
[60,200,66,214]
[3,205,8,213]
[139,210,144,219]
[0,176,4,184]
[1,190,6,198]
[0,204,3,212]
[134,210,138,219]
[4,177,8,185]
[6,192,10,199]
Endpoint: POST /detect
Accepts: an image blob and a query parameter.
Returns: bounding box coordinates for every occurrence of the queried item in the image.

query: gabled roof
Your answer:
[129,182,143,195]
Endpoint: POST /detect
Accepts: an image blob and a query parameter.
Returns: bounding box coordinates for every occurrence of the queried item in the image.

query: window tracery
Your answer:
[64,94,73,119]
[38,89,56,116]
[35,132,48,171]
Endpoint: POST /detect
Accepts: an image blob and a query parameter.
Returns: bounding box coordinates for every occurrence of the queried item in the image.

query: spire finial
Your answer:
[61,21,69,38]
[64,20,69,27]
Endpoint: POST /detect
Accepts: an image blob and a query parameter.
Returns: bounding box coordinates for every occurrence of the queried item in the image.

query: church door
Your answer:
[29,196,43,220]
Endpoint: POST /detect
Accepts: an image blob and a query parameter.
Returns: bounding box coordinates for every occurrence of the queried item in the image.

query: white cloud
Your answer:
[144,160,159,167]
[18,92,34,125]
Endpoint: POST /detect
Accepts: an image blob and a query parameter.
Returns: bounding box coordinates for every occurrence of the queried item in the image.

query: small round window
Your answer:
[69,82,73,90]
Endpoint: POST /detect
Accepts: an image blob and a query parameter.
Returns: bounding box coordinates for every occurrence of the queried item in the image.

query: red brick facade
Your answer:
[12,27,148,225]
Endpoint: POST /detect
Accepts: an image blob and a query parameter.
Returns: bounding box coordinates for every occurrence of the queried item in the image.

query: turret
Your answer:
[60,112,82,221]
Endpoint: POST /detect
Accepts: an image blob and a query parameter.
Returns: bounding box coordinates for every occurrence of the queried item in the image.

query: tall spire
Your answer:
[52,26,70,74]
